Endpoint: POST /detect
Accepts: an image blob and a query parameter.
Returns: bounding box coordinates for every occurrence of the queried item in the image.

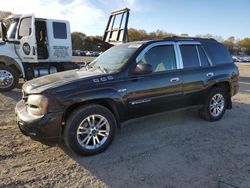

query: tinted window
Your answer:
[18,17,32,39]
[53,22,67,39]
[202,42,233,64]
[198,46,209,66]
[180,45,200,68]
[138,45,176,73]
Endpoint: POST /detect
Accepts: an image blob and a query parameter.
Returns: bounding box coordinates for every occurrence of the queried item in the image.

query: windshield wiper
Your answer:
[95,66,107,73]
[85,63,93,70]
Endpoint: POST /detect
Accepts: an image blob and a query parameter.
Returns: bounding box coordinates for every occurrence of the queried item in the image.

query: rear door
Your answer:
[177,42,212,106]
[15,14,38,62]
[47,20,72,62]
[125,42,184,118]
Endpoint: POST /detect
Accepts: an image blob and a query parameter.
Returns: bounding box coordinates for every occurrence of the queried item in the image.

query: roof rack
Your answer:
[163,36,217,42]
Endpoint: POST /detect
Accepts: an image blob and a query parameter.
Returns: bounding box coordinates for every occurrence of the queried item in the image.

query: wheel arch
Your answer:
[0,55,25,78]
[61,98,122,134]
[210,81,232,109]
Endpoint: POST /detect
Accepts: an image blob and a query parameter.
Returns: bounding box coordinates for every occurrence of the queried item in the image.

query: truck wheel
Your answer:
[63,104,117,156]
[199,87,227,121]
[0,65,19,91]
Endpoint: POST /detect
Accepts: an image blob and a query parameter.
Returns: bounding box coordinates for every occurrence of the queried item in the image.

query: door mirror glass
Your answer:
[133,63,152,75]
[0,22,7,41]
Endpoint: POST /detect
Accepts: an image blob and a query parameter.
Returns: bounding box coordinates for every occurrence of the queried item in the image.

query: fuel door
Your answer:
[15,14,37,62]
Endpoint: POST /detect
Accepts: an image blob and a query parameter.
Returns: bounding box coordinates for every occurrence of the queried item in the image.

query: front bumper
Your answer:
[15,100,64,145]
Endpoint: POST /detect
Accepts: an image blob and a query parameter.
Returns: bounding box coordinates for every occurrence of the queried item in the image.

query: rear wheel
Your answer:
[0,65,19,91]
[199,87,227,121]
[63,104,117,156]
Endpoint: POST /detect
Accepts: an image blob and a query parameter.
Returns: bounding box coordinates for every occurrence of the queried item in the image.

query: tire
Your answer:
[0,65,19,92]
[63,104,117,156]
[199,87,227,121]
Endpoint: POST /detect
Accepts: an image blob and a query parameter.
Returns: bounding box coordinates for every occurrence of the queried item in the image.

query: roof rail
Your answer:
[163,36,217,42]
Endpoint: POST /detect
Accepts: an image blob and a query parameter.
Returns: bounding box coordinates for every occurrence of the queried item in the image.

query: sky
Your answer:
[1,0,249,39]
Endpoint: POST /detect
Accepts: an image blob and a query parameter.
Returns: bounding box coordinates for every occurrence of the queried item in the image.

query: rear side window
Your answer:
[180,45,200,68]
[53,22,67,39]
[202,42,233,64]
[198,46,210,66]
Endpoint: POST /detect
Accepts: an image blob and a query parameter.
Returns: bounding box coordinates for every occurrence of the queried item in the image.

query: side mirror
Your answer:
[133,63,152,75]
[0,22,7,41]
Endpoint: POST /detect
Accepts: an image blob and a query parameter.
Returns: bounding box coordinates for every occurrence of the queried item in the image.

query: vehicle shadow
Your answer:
[60,101,250,187]
[0,82,23,102]
[0,89,22,102]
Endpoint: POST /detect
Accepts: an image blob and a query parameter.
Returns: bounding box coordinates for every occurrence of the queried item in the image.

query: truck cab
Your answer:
[0,8,130,91]
[0,14,74,91]
[12,15,72,63]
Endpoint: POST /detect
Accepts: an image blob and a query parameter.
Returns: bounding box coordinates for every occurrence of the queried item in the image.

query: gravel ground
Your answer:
[0,63,250,188]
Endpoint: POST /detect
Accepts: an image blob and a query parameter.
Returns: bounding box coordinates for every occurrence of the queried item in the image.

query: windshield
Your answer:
[89,43,142,71]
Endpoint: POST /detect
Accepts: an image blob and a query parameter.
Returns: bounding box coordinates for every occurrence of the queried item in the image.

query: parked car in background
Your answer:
[232,55,250,63]
[232,56,241,62]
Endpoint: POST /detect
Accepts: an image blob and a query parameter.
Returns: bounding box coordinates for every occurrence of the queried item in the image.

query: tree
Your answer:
[238,38,250,55]
[0,11,12,38]
[71,32,87,50]
[128,28,147,41]
[223,36,236,54]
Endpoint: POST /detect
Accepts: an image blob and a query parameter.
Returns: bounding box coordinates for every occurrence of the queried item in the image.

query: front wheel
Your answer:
[199,87,227,121]
[0,65,19,92]
[63,104,117,156]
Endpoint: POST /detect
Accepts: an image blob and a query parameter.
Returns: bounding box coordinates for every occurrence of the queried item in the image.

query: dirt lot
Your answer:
[1,63,250,188]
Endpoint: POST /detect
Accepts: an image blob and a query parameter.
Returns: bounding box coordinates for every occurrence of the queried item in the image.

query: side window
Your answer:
[198,46,210,67]
[18,17,32,39]
[180,45,200,68]
[202,42,233,64]
[53,22,67,39]
[138,45,176,73]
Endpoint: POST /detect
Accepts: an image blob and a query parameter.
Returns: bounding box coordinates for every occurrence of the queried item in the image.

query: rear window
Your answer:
[53,22,67,39]
[202,42,233,65]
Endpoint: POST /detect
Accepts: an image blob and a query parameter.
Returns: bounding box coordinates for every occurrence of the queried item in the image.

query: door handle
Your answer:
[206,72,214,77]
[170,77,180,82]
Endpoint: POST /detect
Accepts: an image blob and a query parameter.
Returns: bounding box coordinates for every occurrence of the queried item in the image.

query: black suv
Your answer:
[16,37,239,156]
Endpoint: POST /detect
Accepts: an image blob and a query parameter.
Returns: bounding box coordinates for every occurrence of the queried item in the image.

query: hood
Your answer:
[23,69,103,94]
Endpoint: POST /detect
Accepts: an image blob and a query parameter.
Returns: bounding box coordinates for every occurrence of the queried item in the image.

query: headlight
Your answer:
[27,95,48,116]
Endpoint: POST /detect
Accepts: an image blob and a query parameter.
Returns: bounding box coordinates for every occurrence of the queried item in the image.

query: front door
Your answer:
[125,43,184,118]
[15,14,37,62]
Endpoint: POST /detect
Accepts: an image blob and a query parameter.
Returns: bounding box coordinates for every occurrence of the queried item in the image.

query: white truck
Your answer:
[0,8,130,91]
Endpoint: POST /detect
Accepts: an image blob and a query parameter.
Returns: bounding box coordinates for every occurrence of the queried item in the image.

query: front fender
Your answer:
[0,43,25,77]
[56,87,128,123]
